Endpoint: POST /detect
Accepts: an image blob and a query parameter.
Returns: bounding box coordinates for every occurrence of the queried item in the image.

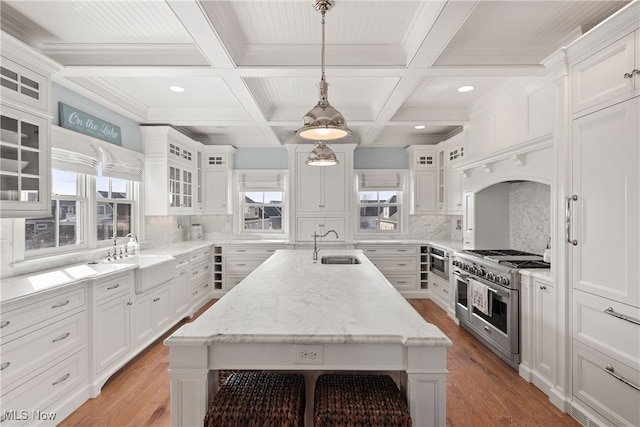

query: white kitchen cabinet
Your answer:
[357,244,421,295]
[296,150,346,214]
[141,126,198,216]
[407,146,439,214]
[428,274,451,311]
[203,147,234,215]
[462,191,474,248]
[0,283,89,426]
[132,280,173,351]
[570,97,639,307]
[533,277,556,388]
[296,217,345,243]
[444,132,466,214]
[223,244,286,291]
[0,104,50,218]
[572,30,639,115]
[92,272,133,395]
[173,255,191,319]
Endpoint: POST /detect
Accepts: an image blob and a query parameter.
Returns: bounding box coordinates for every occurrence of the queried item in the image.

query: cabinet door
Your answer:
[534,279,556,383]
[320,152,345,213]
[204,170,228,214]
[0,105,50,218]
[415,170,437,213]
[94,294,131,375]
[133,292,154,348]
[446,167,463,214]
[572,32,635,114]
[571,98,639,307]
[296,152,323,213]
[462,191,475,248]
[153,285,173,333]
[297,217,345,242]
[174,269,190,318]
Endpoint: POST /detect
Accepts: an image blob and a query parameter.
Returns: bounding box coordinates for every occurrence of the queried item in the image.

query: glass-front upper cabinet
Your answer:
[0,104,50,217]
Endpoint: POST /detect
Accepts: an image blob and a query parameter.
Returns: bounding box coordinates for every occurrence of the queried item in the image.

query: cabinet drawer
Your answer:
[573,290,639,369]
[573,342,639,427]
[225,246,284,257]
[385,275,418,291]
[94,273,132,301]
[430,278,451,300]
[0,348,87,426]
[1,287,85,340]
[191,279,212,307]
[225,257,265,273]
[1,311,86,392]
[358,245,417,256]
[368,257,417,273]
[189,247,212,264]
[174,255,190,271]
[190,260,211,282]
[225,274,248,291]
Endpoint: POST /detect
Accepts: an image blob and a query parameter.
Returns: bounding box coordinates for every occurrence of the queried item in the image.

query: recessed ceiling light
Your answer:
[414,125,426,130]
[458,85,474,93]
[169,86,185,93]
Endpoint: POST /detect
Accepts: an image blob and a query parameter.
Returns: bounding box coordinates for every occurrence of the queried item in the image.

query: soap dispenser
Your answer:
[543,238,551,263]
[127,235,140,254]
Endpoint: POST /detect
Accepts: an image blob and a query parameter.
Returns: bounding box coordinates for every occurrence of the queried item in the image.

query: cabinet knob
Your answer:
[539,285,547,290]
[623,69,639,79]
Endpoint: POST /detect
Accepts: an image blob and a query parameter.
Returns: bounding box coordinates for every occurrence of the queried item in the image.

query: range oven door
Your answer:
[429,247,449,280]
[469,276,519,356]
[454,270,470,323]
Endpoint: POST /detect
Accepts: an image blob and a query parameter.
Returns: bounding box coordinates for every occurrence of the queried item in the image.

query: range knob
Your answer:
[495,275,503,284]
[470,266,478,274]
[501,276,510,286]
[478,268,486,277]
[487,272,496,281]
[452,260,459,267]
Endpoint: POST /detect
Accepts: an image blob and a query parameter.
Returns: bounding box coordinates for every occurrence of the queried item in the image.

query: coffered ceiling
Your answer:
[0,0,630,148]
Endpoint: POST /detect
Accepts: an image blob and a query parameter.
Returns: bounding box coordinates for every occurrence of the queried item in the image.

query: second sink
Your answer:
[320,255,361,265]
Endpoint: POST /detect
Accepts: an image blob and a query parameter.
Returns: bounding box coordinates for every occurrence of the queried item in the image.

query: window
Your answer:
[242,191,283,231]
[359,190,400,231]
[356,171,405,233]
[96,167,134,241]
[25,169,85,251]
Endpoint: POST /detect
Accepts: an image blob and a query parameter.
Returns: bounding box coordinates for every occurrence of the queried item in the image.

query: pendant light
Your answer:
[306,141,339,166]
[296,0,351,141]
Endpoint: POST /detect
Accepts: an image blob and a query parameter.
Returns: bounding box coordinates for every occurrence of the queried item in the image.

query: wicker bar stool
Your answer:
[204,371,305,427]
[313,374,412,427]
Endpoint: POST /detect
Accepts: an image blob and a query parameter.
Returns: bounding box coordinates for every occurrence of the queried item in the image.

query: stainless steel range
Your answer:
[452,249,550,370]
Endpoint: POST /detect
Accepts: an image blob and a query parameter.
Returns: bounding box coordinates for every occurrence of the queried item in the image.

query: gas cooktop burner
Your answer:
[459,249,550,269]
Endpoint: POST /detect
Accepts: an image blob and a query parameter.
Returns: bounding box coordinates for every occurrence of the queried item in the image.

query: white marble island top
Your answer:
[166,249,451,348]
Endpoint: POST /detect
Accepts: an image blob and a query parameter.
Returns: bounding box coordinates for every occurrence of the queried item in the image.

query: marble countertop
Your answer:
[165,249,452,347]
[519,268,554,281]
[0,262,137,304]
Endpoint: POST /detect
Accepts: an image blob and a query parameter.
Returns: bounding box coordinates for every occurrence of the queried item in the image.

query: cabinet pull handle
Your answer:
[397,281,407,284]
[539,285,547,290]
[204,283,209,288]
[236,249,246,253]
[178,271,187,276]
[127,301,133,306]
[443,289,449,294]
[367,249,377,252]
[0,320,9,329]
[397,249,407,252]
[52,300,70,309]
[237,263,246,267]
[566,195,578,245]
[604,364,640,391]
[153,297,160,302]
[623,69,640,79]
[266,249,275,253]
[52,373,70,386]
[193,270,199,275]
[0,362,10,371]
[204,265,209,270]
[192,290,198,296]
[53,332,70,343]
[397,263,407,267]
[604,307,640,326]
[107,283,120,290]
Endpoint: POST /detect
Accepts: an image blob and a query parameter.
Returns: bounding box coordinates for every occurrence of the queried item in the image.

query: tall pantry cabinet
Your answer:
[565,5,639,427]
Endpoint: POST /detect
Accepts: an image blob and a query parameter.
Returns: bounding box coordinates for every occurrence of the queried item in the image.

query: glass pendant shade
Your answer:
[306,141,339,166]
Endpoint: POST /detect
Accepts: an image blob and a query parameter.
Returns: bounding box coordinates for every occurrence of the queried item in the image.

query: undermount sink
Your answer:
[320,255,361,265]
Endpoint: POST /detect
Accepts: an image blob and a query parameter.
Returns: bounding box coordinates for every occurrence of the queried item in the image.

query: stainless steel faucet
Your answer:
[313,229,339,261]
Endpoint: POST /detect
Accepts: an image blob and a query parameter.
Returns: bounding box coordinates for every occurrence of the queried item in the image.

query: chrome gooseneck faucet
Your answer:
[313,229,339,261]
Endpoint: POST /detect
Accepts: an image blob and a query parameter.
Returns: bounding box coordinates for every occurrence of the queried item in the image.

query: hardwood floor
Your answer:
[60,299,578,427]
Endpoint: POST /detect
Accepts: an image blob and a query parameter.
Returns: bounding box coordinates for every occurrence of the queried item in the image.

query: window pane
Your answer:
[96,174,109,199]
[59,200,78,246]
[359,191,378,203]
[380,205,399,230]
[242,191,282,231]
[52,169,77,196]
[379,191,397,202]
[244,192,264,203]
[116,203,132,237]
[360,206,380,230]
[97,201,114,241]
[111,178,127,199]
[263,192,282,203]
[25,201,56,250]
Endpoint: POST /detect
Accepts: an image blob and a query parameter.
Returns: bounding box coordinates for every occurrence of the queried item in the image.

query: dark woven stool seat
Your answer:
[204,371,305,427]
[314,374,412,427]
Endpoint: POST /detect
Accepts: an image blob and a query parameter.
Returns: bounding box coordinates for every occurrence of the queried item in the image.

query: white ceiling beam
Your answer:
[166,0,282,145]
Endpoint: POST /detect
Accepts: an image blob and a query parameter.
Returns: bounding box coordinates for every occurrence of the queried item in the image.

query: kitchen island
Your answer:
[164,249,452,426]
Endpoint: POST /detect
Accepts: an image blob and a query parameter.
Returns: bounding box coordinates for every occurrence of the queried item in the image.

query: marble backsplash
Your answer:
[509,181,550,254]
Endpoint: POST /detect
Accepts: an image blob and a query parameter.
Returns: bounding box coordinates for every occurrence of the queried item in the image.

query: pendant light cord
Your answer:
[321,10,326,83]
